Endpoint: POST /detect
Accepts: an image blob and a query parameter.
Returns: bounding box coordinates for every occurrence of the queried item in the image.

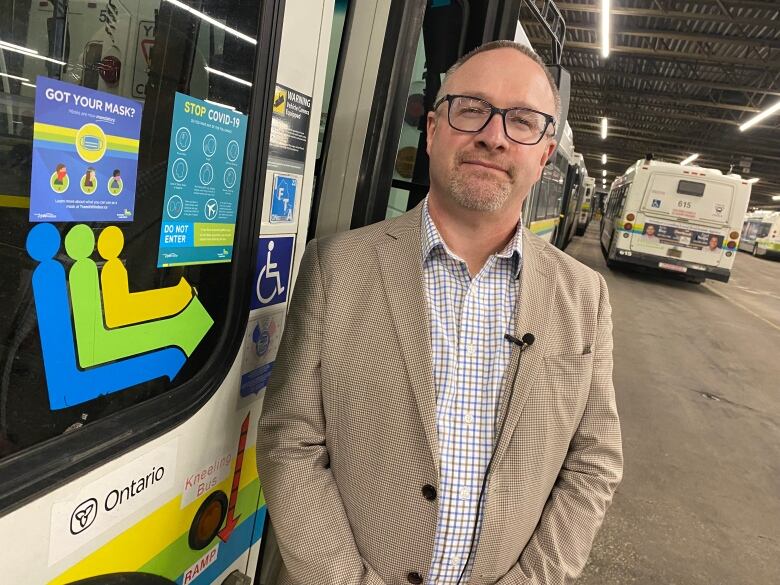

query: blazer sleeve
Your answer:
[498,272,624,585]
[256,239,386,585]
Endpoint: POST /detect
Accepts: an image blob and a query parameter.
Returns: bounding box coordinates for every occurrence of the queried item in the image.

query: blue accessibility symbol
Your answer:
[252,236,294,309]
[651,199,662,208]
[270,175,297,223]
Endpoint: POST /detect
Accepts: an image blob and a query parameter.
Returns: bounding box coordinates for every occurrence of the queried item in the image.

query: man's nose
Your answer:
[476,112,509,150]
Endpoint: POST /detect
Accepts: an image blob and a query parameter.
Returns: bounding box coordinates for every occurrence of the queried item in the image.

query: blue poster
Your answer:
[29,77,142,222]
[270,174,298,223]
[157,93,248,267]
[251,236,294,310]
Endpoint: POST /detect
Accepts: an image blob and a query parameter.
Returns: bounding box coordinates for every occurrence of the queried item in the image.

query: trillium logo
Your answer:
[70,498,98,535]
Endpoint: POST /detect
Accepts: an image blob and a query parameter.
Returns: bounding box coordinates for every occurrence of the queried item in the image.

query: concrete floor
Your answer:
[565,224,780,585]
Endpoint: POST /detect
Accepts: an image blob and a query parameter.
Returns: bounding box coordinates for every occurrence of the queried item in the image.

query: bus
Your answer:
[0,1,572,583]
[739,211,780,259]
[599,158,751,283]
[521,121,578,245]
[575,176,596,236]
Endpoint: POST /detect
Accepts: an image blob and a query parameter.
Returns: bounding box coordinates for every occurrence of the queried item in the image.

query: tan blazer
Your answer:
[257,205,622,585]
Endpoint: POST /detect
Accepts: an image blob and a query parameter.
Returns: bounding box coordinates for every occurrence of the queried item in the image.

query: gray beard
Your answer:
[447,169,512,213]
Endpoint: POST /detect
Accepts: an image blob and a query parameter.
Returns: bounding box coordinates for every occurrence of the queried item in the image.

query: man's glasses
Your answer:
[433,94,556,146]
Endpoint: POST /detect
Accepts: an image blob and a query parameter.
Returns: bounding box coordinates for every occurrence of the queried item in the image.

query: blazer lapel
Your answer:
[375,206,440,472]
[492,229,557,468]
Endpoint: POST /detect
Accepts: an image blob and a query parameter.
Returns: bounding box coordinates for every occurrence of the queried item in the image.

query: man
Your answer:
[258,40,622,585]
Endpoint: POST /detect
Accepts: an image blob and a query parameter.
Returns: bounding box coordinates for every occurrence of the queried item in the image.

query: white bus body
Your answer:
[600,160,751,282]
[739,211,780,259]
[576,176,596,235]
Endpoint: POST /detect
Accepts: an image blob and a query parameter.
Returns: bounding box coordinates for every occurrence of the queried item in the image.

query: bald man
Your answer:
[258,40,623,585]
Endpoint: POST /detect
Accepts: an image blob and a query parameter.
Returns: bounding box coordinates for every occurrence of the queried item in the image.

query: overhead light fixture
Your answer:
[21,81,36,88]
[164,0,257,45]
[0,40,38,54]
[602,170,607,177]
[205,99,237,111]
[601,154,607,164]
[0,39,66,65]
[739,100,780,132]
[772,195,780,201]
[601,0,610,58]
[204,66,252,87]
[680,153,699,166]
[601,117,608,139]
[0,72,29,82]
[747,178,760,184]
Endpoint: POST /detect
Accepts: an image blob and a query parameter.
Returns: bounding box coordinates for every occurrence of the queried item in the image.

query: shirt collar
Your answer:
[421,197,523,279]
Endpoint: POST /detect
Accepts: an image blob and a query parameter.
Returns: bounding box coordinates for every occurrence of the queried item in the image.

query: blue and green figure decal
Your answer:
[26,223,213,409]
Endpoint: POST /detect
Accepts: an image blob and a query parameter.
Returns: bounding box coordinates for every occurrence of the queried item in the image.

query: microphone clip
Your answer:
[504,332,535,351]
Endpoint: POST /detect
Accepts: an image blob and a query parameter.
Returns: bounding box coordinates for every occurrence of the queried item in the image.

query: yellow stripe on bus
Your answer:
[0,195,30,209]
[49,445,260,584]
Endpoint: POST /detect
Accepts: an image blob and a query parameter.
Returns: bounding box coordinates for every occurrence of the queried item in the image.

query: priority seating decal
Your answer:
[27,223,214,409]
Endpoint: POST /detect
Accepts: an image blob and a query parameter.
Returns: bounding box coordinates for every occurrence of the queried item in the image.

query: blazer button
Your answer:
[421,484,437,501]
[407,572,423,584]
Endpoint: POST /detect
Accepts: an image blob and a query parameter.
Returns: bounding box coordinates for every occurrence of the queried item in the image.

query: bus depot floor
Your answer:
[567,224,780,584]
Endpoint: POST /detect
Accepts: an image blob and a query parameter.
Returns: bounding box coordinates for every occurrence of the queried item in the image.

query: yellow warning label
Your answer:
[273,88,287,115]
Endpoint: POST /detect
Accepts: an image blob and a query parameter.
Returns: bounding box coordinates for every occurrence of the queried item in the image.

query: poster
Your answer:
[29,77,142,222]
[157,93,248,267]
[240,308,286,397]
[643,222,723,251]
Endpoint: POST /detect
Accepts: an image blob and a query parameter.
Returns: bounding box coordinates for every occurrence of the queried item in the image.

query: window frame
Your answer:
[0,0,285,515]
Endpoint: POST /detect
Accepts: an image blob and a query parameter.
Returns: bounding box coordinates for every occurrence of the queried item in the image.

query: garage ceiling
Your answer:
[520,0,780,209]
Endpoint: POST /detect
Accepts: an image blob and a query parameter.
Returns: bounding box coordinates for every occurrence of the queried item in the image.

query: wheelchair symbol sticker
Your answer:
[251,236,294,309]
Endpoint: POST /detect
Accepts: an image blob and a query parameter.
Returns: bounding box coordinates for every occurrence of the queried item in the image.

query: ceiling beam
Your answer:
[527,37,780,71]
[555,2,780,27]
[572,86,761,113]
[565,66,780,96]
[563,24,780,50]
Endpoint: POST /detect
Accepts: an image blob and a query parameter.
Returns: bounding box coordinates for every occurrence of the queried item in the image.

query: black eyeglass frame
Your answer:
[433,94,557,146]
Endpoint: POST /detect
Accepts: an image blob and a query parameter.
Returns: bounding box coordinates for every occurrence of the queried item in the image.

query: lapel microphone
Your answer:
[504,332,535,351]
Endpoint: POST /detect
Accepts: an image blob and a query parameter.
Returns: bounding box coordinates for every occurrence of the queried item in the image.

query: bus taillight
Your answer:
[730,231,740,239]
[626,213,635,222]
[727,241,737,249]
[624,222,633,231]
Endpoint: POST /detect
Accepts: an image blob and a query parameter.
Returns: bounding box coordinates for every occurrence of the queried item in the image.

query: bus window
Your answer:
[0,0,263,463]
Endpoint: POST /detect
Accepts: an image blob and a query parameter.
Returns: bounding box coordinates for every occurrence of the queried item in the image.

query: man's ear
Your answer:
[426,112,437,157]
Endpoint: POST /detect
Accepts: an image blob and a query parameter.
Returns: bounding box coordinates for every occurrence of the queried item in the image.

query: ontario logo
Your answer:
[27,223,213,409]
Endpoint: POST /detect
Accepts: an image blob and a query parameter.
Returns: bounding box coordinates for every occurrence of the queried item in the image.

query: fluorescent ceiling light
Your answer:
[772,195,780,201]
[205,99,237,111]
[601,117,608,139]
[0,40,38,54]
[602,170,607,177]
[0,39,66,65]
[205,66,252,87]
[601,154,607,164]
[164,0,257,45]
[747,178,760,184]
[680,153,699,166]
[601,0,610,58]
[0,72,29,82]
[21,82,36,88]
[739,100,780,132]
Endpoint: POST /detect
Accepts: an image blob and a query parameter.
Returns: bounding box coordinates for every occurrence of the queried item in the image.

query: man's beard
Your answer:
[447,155,514,212]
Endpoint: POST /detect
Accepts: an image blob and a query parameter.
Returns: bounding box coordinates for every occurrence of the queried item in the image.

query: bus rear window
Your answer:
[677,180,705,197]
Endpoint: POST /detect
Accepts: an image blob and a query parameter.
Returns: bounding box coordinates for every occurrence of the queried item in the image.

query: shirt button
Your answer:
[450,555,461,566]
[407,572,423,584]
[466,343,476,356]
[464,412,474,424]
[459,487,470,500]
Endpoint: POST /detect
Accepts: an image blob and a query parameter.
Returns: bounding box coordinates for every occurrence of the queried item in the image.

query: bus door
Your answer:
[630,173,735,266]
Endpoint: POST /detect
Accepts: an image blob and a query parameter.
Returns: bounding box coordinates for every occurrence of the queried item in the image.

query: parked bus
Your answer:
[575,176,596,236]
[600,159,751,282]
[739,210,780,259]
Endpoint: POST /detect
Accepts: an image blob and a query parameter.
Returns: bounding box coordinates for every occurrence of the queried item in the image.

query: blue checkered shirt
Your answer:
[421,200,522,584]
